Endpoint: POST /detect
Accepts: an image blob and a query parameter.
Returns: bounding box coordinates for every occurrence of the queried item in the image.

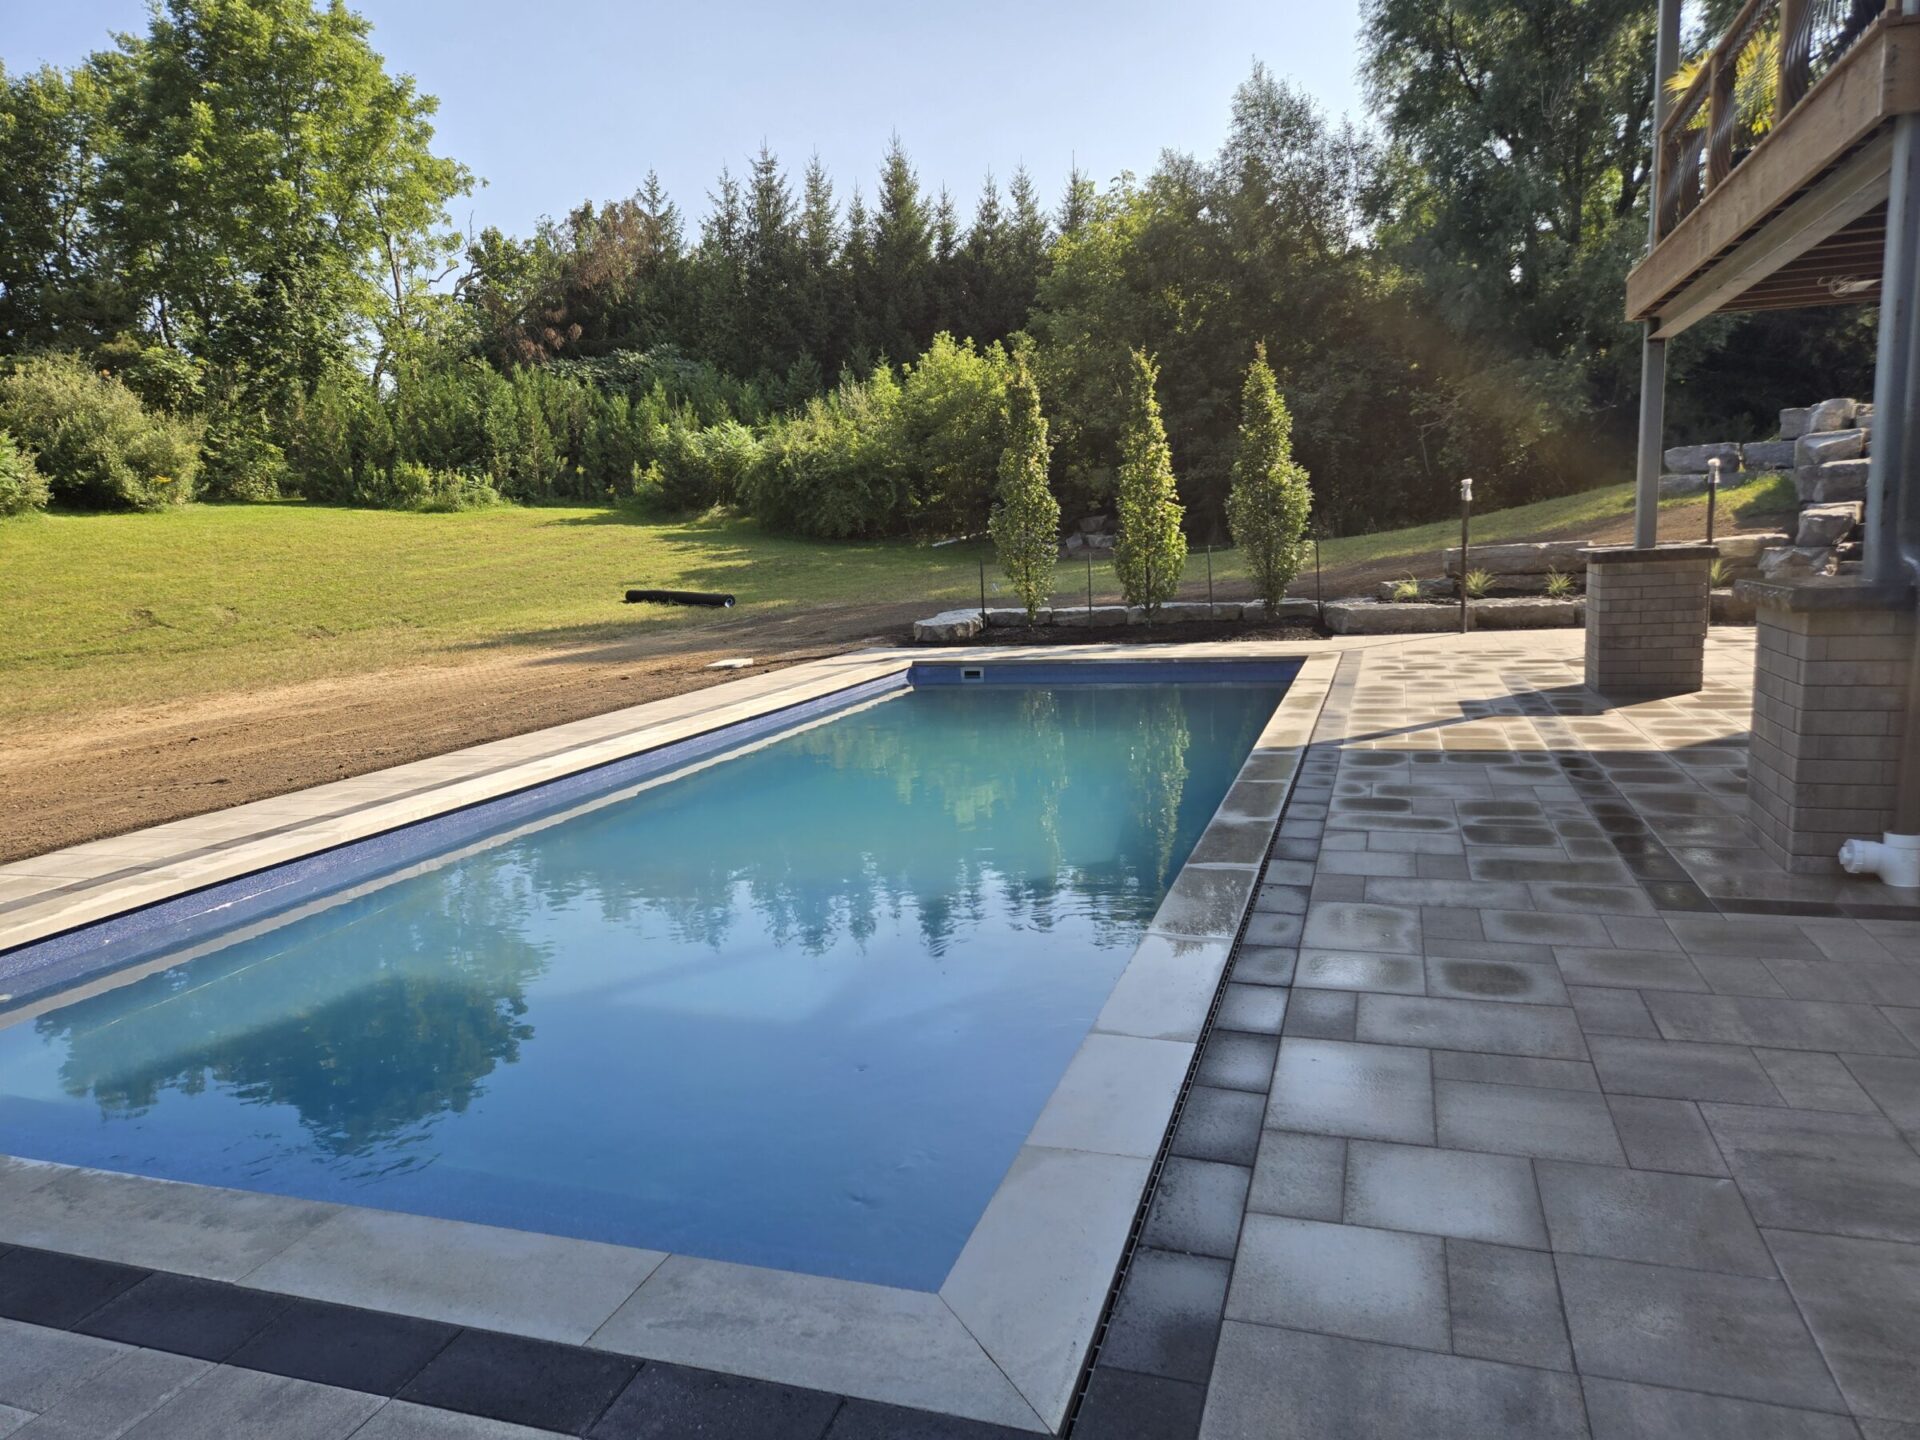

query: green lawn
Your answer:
[0,477,1785,724]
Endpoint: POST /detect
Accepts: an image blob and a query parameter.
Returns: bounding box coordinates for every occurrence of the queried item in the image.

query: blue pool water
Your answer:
[0,675,1283,1289]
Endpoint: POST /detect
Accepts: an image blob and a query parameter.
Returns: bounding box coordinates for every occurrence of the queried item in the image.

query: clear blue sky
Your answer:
[6,1,1372,240]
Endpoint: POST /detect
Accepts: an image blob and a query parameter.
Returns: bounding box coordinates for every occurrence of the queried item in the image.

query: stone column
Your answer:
[1745,576,1915,873]
[1583,544,1716,697]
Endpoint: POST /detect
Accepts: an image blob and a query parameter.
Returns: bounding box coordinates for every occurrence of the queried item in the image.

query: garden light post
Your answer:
[979,559,988,624]
[1206,544,1214,616]
[1706,456,1720,545]
[1313,528,1323,627]
[1459,476,1473,634]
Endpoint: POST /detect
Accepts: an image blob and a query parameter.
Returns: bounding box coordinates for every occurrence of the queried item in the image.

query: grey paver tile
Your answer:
[1599,915,1679,950]
[1141,1158,1250,1261]
[348,1402,563,1439]
[1764,958,1881,1003]
[1430,1052,1599,1091]
[1224,1215,1447,1350]
[1535,1161,1771,1275]
[1098,1248,1231,1385]
[1229,945,1296,986]
[1527,883,1657,916]
[119,1366,381,1440]
[1842,1054,1920,1138]
[1554,1253,1844,1411]
[1645,992,1919,1055]
[1279,988,1357,1040]
[1267,1039,1434,1145]
[1566,984,1660,1038]
[1754,1048,1880,1114]
[1343,1141,1546,1247]
[1356,994,1588,1060]
[1692,954,1790,996]
[1240,911,1302,948]
[1555,947,1709,992]
[0,1319,126,1412]
[1214,984,1287,1035]
[1170,1086,1265,1167]
[1444,1239,1572,1371]
[1483,909,1612,945]
[1702,1101,1920,1242]
[1665,915,1823,959]
[1199,1322,1588,1440]
[1292,951,1423,995]
[1246,1131,1345,1221]
[1435,1080,1626,1164]
[1580,1377,1862,1440]
[11,1348,210,1440]
[1586,1034,1781,1104]
[0,1406,27,1440]
[1768,1228,1920,1424]
[1423,955,1569,1005]
[1301,903,1421,954]
[1194,1031,1278,1094]
[1605,1095,1728,1175]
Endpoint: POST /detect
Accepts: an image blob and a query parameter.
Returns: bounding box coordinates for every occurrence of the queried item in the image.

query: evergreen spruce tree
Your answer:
[1225,343,1312,609]
[989,349,1060,622]
[1112,348,1186,614]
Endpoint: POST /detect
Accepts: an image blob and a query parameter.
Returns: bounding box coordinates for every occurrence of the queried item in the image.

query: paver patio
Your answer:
[2,627,1917,1437]
[1080,627,1920,1440]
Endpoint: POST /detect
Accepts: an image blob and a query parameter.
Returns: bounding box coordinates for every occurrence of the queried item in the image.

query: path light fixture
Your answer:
[1459,477,1474,634]
[1706,455,1720,545]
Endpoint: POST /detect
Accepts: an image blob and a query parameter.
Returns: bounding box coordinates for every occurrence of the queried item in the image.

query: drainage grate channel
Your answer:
[1059,657,1353,1437]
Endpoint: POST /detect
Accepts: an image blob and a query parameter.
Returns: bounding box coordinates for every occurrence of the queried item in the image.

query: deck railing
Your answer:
[1657,0,1890,238]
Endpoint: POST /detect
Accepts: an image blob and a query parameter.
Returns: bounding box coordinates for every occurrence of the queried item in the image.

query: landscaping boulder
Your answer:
[1324,600,1462,635]
[1078,515,1111,534]
[1714,532,1790,562]
[1442,540,1588,577]
[1743,439,1797,470]
[1710,588,1757,624]
[983,607,1050,627]
[1795,428,1867,469]
[1053,605,1131,629]
[1797,459,1869,505]
[1796,503,1862,548]
[1469,596,1585,629]
[1242,598,1319,623]
[1781,398,1856,439]
[1663,441,1742,474]
[1758,546,1833,579]
[914,609,985,642]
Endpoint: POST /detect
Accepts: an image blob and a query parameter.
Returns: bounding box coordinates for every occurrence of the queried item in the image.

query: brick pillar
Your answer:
[1583,544,1716,697]
[1746,577,1915,874]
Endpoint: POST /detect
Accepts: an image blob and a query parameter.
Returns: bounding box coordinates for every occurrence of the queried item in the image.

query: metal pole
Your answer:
[1206,544,1214,616]
[979,560,987,623]
[1706,456,1719,545]
[1459,477,1474,634]
[1086,552,1093,620]
[1313,535,1323,626]
[1635,0,1684,552]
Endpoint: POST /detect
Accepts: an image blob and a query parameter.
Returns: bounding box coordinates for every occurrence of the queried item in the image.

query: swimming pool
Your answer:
[0,663,1293,1292]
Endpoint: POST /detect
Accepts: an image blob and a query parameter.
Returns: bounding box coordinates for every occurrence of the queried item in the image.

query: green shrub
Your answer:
[0,431,50,516]
[198,415,288,502]
[371,461,500,512]
[1225,345,1312,608]
[650,417,761,511]
[1463,567,1494,599]
[1544,568,1575,598]
[0,352,199,510]
[748,366,908,538]
[1389,574,1421,602]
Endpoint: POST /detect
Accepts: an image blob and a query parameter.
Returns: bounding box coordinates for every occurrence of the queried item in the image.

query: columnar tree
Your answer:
[1112,348,1186,614]
[1226,344,1312,608]
[988,350,1059,621]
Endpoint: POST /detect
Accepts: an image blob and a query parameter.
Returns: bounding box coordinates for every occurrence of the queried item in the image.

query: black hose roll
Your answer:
[624,588,736,608]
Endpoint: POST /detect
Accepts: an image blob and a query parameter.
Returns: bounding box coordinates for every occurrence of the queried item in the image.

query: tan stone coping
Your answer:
[0,642,1335,1432]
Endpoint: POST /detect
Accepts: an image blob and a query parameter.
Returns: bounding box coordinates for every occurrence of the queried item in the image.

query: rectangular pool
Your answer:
[0,664,1292,1291]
